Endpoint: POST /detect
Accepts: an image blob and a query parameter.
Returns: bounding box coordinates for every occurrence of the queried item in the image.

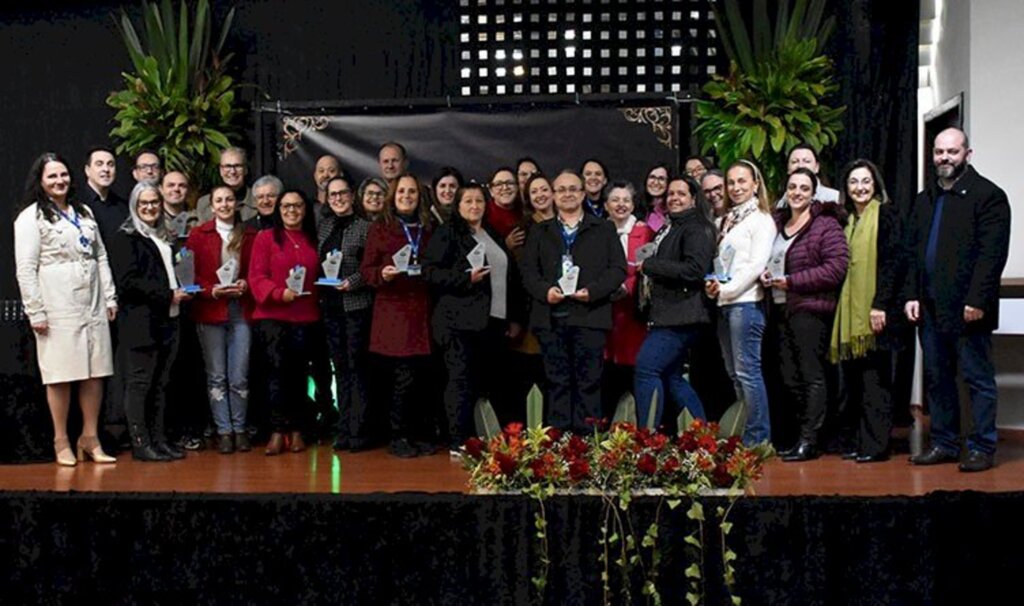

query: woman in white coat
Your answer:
[14,152,118,466]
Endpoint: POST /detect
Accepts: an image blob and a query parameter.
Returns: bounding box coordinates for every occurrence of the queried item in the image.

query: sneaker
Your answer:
[179,436,203,451]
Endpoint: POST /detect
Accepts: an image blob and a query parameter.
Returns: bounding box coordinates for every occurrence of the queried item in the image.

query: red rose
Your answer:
[569,459,591,482]
[697,434,718,454]
[566,435,590,457]
[661,456,680,473]
[546,427,563,443]
[464,437,486,459]
[722,435,743,455]
[494,451,517,475]
[678,432,698,453]
[528,458,547,479]
[712,462,733,487]
[637,453,658,475]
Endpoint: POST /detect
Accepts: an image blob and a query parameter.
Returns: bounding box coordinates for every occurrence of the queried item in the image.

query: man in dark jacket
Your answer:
[905,128,1010,472]
[521,170,626,433]
[83,146,128,248]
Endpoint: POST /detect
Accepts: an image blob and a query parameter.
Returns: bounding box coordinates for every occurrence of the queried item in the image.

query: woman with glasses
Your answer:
[318,175,374,452]
[360,174,435,458]
[108,181,194,461]
[186,185,258,454]
[486,167,526,252]
[248,190,321,455]
[358,177,388,222]
[14,152,119,466]
[640,163,672,233]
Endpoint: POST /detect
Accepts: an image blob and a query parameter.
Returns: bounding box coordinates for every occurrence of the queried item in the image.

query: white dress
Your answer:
[14,203,118,384]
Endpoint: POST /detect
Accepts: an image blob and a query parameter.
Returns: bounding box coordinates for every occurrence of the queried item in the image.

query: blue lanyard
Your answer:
[585,198,604,217]
[58,207,92,251]
[559,222,579,253]
[400,221,423,257]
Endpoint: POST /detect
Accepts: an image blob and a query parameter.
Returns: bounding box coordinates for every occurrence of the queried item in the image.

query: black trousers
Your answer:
[163,315,208,439]
[493,349,545,428]
[601,362,635,422]
[123,322,179,443]
[776,309,831,445]
[439,320,505,446]
[842,349,894,456]
[259,320,314,433]
[386,355,431,443]
[324,310,371,446]
[309,321,337,428]
[535,318,607,434]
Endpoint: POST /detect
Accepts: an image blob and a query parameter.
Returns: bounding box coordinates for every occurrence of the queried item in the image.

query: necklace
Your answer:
[284,229,301,250]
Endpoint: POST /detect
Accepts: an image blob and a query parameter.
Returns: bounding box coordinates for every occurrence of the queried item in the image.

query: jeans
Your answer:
[197,301,251,435]
[535,319,607,434]
[921,302,998,455]
[324,310,371,445]
[718,302,770,445]
[634,326,706,429]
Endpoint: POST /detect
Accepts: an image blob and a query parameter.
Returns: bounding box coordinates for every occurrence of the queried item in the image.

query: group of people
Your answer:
[13,126,1010,472]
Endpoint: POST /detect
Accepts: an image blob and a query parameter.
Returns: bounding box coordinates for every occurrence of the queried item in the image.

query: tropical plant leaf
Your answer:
[645,390,659,431]
[676,408,695,437]
[612,392,637,425]
[717,401,748,439]
[474,398,502,440]
[526,384,543,429]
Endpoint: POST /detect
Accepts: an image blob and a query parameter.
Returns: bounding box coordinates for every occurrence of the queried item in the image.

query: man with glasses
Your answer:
[132,150,163,184]
[247,174,284,231]
[195,147,256,222]
[521,170,626,434]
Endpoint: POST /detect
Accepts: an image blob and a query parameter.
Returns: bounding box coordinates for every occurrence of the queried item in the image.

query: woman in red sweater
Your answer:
[247,189,321,455]
[360,174,434,458]
[186,186,258,454]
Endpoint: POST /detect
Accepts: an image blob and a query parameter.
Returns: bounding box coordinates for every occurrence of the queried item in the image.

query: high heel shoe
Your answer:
[54,437,76,467]
[265,432,285,456]
[77,436,116,464]
[289,431,306,453]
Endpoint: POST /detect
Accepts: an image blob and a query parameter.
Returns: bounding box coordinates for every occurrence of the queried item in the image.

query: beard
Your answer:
[936,159,967,180]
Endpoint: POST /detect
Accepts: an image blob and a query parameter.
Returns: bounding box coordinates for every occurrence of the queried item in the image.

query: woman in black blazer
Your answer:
[108,182,193,461]
[422,183,523,450]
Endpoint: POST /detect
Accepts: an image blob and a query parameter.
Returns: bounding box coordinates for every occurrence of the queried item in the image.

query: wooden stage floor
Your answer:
[2,439,1024,496]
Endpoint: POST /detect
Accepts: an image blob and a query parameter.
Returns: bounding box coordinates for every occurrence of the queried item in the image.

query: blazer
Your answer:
[520,213,627,331]
[903,165,1011,332]
[185,220,257,324]
[107,228,176,350]
[643,208,717,329]
[317,214,373,313]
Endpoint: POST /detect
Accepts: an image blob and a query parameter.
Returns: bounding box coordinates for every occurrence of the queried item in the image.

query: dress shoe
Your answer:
[289,431,306,453]
[389,438,419,458]
[132,444,171,462]
[218,434,235,454]
[414,441,438,456]
[265,432,285,456]
[234,432,251,452]
[781,442,819,462]
[348,439,371,453]
[154,441,186,460]
[332,438,351,452]
[76,435,116,463]
[777,445,797,458]
[855,453,889,463]
[958,450,994,473]
[54,437,77,467]
[841,450,860,461]
[909,446,959,466]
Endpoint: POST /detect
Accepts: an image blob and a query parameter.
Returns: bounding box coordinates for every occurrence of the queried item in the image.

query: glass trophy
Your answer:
[392,244,412,273]
[286,265,309,296]
[633,242,657,266]
[558,265,580,296]
[216,258,239,287]
[174,248,202,293]
[767,250,786,281]
[168,212,189,239]
[705,244,734,283]
[465,242,487,272]
[315,250,343,286]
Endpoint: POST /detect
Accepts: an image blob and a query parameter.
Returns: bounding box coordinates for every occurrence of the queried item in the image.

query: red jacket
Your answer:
[606,220,654,365]
[185,220,257,324]
[248,228,321,324]
[360,220,433,357]
[485,200,521,239]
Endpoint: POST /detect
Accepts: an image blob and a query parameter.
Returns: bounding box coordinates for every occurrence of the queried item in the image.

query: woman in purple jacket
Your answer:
[762,168,849,461]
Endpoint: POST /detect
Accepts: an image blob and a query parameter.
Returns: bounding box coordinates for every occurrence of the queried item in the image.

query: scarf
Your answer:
[718,198,758,244]
[829,199,880,362]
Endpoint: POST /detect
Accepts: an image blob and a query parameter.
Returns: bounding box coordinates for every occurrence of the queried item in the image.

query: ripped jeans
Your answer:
[197,301,251,435]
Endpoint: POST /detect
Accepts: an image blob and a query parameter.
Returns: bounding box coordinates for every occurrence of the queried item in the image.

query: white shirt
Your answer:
[715,200,777,306]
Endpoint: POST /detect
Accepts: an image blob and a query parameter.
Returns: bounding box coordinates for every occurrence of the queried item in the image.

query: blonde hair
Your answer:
[726,160,771,213]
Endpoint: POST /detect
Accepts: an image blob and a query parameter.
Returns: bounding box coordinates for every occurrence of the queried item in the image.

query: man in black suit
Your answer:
[905,127,1011,472]
[83,146,127,248]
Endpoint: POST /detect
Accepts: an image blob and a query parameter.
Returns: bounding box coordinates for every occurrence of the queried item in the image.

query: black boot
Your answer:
[130,425,171,462]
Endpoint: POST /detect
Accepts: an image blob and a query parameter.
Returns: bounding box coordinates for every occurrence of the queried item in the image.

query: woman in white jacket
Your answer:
[14,153,118,466]
[705,160,777,445]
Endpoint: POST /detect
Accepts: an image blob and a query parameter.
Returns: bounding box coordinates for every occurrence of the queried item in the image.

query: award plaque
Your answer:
[168,212,189,239]
[286,265,309,296]
[392,244,412,273]
[465,242,488,272]
[558,265,580,296]
[175,248,202,293]
[216,258,239,287]
[633,242,657,265]
[315,249,343,286]
[706,244,733,283]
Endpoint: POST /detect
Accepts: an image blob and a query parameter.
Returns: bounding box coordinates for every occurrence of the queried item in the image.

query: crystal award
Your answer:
[286,265,309,296]
[316,249,343,286]
[174,248,202,293]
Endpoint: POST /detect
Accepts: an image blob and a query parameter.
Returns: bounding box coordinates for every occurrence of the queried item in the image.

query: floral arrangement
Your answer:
[462,419,773,605]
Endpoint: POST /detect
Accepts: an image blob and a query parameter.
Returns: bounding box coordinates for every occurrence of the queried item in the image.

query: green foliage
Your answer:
[526,384,544,429]
[695,0,845,195]
[612,392,637,425]
[717,400,748,439]
[107,0,244,193]
[645,390,659,431]
[677,408,696,436]
[474,398,502,440]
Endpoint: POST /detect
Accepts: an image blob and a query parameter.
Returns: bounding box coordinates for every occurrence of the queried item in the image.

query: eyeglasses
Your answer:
[137,199,162,208]
[490,180,516,189]
[647,175,668,182]
[279,203,304,211]
[554,186,582,195]
[135,163,160,171]
[702,185,724,196]
[221,163,245,172]
[328,189,353,198]
[364,191,385,199]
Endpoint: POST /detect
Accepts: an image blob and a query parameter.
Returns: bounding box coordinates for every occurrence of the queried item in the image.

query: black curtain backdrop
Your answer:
[2,490,1023,604]
[274,103,679,192]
